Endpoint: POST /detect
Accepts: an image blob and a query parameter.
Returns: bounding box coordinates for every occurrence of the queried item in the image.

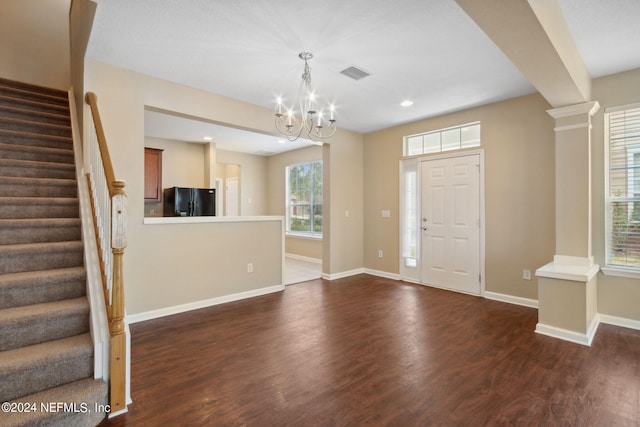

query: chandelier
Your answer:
[275,52,337,142]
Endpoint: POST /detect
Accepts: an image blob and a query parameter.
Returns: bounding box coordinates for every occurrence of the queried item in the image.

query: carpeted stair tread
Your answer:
[0,128,72,150]
[0,158,75,179]
[0,77,68,99]
[3,378,108,427]
[0,104,71,126]
[0,94,70,116]
[0,240,84,274]
[0,267,86,309]
[0,333,93,402]
[0,116,71,138]
[0,218,81,245]
[0,77,108,423]
[0,81,68,107]
[0,140,73,163]
[0,196,79,219]
[0,297,89,351]
[0,176,77,198]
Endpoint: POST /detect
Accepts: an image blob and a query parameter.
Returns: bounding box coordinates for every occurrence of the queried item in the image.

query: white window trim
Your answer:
[403,121,480,157]
[601,266,640,279]
[604,102,640,277]
[285,232,322,240]
[285,161,323,238]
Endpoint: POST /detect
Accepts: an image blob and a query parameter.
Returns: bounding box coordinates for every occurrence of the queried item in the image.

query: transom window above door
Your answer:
[403,122,480,157]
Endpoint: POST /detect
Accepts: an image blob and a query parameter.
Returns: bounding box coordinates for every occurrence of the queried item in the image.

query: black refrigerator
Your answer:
[163,187,216,217]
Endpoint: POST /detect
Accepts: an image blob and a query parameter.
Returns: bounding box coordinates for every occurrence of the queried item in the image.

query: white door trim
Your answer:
[418,149,485,296]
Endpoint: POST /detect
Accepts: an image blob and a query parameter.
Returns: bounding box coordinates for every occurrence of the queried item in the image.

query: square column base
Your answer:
[535,257,599,346]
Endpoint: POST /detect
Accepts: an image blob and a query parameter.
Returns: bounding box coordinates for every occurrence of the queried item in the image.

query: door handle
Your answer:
[422,226,429,231]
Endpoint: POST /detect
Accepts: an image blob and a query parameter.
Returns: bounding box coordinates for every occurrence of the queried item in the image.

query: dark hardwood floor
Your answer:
[100,274,640,426]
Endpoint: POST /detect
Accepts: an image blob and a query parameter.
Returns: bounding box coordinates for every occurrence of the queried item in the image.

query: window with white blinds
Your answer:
[606,103,640,269]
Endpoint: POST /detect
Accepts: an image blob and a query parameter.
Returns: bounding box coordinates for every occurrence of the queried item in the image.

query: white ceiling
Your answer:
[87,0,640,154]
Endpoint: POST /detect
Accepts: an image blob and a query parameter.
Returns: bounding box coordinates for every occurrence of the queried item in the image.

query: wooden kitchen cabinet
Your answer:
[144,147,163,202]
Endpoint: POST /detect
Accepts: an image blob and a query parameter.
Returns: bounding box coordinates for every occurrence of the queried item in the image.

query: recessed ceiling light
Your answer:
[277,139,285,144]
[400,100,414,107]
[203,136,212,141]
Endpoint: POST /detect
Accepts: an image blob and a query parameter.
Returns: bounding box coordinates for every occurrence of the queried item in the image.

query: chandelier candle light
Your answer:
[275,52,337,142]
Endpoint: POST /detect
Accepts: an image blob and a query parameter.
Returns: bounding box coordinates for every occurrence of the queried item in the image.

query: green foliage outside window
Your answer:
[287,161,322,236]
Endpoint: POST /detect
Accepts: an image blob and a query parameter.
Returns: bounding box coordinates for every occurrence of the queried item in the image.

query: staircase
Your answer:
[0,78,107,427]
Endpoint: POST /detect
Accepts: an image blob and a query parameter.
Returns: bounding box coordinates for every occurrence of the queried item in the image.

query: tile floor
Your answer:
[284,256,322,285]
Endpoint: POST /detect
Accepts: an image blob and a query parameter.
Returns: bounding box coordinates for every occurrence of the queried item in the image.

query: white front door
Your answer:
[420,154,481,295]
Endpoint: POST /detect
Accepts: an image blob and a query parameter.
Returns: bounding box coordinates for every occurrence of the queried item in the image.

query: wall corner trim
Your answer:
[535,317,599,346]
[322,268,365,280]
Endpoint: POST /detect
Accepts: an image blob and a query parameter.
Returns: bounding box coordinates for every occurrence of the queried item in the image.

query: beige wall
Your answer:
[267,145,324,260]
[592,68,640,321]
[143,137,207,216]
[146,137,207,187]
[141,136,269,218]
[363,93,556,300]
[1,0,71,90]
[326,130,364,275]
[84,61,284,315]
[84,60,362,313]
[217,149,268,216]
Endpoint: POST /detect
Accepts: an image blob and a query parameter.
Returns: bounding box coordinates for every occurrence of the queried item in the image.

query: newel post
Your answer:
[110,180,127,412]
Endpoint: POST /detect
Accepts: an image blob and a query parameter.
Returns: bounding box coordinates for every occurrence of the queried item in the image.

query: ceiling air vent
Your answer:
[340,66,370,81]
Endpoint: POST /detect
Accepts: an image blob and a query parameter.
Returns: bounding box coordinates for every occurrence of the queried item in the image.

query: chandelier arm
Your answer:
[275,116,304,142]
[274,51,336,142]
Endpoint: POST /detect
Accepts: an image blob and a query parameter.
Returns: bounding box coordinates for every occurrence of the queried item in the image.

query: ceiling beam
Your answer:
[454,0,591,107]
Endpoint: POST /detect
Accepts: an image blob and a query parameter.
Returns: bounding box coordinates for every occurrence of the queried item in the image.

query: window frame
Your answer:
[403,122,481,157]
[285,160,323,239]
[603,102,640,278]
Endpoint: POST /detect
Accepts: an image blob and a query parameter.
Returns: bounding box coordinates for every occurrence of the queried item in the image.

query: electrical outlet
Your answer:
[378,250,383,258]
[523,269,531,280]
[247,263,253,273]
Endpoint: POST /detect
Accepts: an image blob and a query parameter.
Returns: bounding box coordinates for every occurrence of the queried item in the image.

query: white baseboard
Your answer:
[363,268,401,280]
[127,284,284,324]
[599,313,640,331]
[322,268,365,280]
[484,291,539,309]
[285,253,322,264]
[109,407,128,418]
[535,316,599,346]
[323,268,400,281]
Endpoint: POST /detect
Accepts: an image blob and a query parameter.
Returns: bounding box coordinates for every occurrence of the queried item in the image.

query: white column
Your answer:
[535,101,600,345]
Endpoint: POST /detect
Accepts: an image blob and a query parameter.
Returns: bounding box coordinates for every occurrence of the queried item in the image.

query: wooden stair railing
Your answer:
[85,92,127,414]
